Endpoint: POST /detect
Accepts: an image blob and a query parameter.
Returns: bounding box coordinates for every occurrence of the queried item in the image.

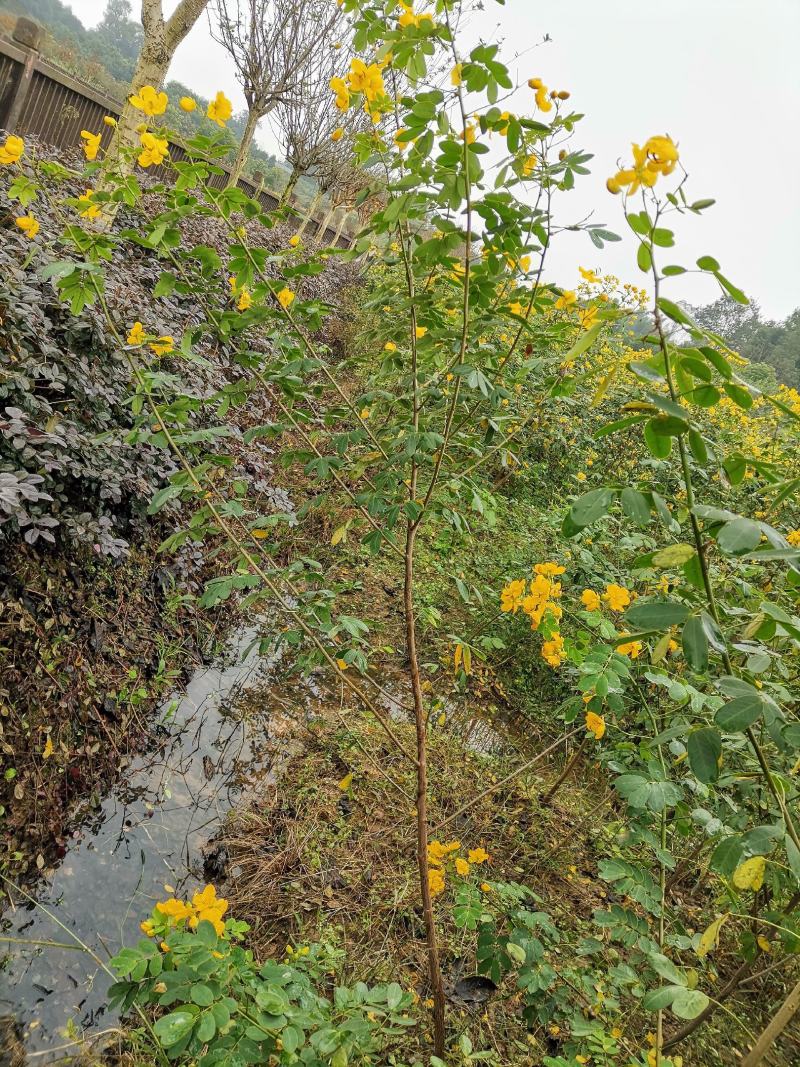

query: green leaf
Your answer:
[625,600,690,630]
[671,987,710,1020]
[569,487,616,529]
[723,382,754,409]
[637,242,652,273]
[715,694,763,732]
[620,488,650,527]
[696,255,720,271]
[682,615,709,672]
[687,727,721,784]
[153,1011,195,1048]
[652,544,695,568]
[644,419,672,458]
[191,982,214,1007]
[561,321,603,365]
[716,517,761,555]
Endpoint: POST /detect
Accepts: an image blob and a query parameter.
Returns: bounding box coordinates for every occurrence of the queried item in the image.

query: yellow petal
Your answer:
[338,772,353,791]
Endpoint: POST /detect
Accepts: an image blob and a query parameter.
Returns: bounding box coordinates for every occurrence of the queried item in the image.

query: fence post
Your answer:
[4,18,42,133]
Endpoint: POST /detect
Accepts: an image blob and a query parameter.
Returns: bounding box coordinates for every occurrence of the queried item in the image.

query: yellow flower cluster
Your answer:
[427,840,490,897]
[127,321,173,356]
[527,77,552,113]
[143,883,229,937]
[332,58,387,122]
[80,129,101,161]
[0,134,24,165]
[138,131,169,168]
[398,1,435,29]
[501,565,567,668]
[607,135,679,195]
[15,214,39,239]
[77,189,101,220]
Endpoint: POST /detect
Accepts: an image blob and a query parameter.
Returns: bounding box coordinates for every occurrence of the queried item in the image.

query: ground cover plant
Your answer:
[2,0,800,1064]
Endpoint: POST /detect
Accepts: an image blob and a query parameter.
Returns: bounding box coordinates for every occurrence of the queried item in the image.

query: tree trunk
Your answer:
[740,977,800,1066]
[105,0,209,176]
[279,166,301,207]
[226,107,259,189]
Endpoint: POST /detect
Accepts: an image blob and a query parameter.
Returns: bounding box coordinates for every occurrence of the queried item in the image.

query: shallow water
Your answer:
[0,626,277,1061]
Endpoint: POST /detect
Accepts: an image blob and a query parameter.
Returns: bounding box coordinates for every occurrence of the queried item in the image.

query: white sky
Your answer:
[62,0,800,319]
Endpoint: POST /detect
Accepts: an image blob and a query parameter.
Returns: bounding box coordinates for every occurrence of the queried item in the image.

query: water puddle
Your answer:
[0,625,279,1061]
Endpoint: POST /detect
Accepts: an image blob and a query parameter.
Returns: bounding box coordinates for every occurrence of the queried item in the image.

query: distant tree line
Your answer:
[687,298,800,390]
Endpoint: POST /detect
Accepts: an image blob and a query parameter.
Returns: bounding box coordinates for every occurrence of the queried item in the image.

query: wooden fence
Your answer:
[0,16,354,249]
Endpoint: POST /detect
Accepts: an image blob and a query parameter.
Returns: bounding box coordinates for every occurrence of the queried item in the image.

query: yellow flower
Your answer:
[277,287,296,309]
[80,129,101,161]
[103,115,117,127]
[455,857,470,876]
[140,919,155,937]
[645,134,679,176]
[534,562,565,578]
[555,289,577,311]
[579,266,600,284]
[179,96,196,112]
[360,407,370,419]
[384,341,397,352]
[461,122,477,144]
[521,153,537,177]
[428,867,445,896]
[15,214,39,239]
[339,772,353,791]
[156,897,194,921]
[398,2,435,29]
[237,288,252,311]
[346,58,385,104]
[608,141,660,196]
[207,91,233,127]
[77,189,101,219]
[581,589,601,612]
[150,336,174,356]
[576,471,587,482]
[787,530,800,547]
[0,133,24,165]
[130,84,168,117]
[528,76,553,113]
[617,632,643,659]
[138,131,169,168]
[603,583,631,612]
[330,76,350,111]
[500,578,527,613]
[289,235,300,247]
[451,63,463,86]
[578,306,599,330]
[468,847,490,865]
[331,127,344,141]
[541,632,565,668]
[127,321,145,346]
[585,711,606,740]
[415,325,428,339]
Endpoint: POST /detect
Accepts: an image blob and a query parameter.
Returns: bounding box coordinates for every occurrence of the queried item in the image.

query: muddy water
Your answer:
[0,626,279,1061]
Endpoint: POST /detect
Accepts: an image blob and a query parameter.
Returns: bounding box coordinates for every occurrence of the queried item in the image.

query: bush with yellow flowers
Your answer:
[110,885,414,1062]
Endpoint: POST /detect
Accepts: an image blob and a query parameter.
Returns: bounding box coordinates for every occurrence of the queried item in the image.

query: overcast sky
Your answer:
[63,0,799,319]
